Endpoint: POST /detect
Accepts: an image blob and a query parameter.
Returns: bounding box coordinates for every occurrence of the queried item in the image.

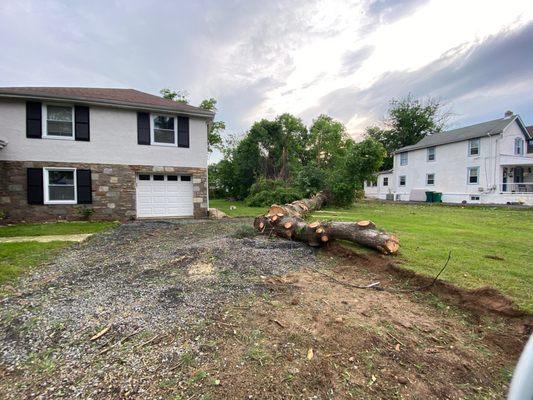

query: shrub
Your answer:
[244,178,303,207]
[77,207,95,220]
[294,163,327,197]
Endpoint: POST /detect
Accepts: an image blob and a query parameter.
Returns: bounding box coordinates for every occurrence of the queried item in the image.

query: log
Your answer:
[253,193,399,255]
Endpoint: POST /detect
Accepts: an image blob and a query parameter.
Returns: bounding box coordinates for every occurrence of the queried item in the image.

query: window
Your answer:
[152,115,176,145]
[181,175,191,181]
[399,175,406,186]
[400,152,408,166]
[427,147,436,161]
[467,167,479,184]
[167,175,178,181]
[383,177,389,186]
[44,105,74,138]
[470,195,480,201]
[139,174,150,180]
[514,138,524,155]
[468,139,480,156]
[426,173,435,185]
[153,175,165,181]
[44,168,76,204]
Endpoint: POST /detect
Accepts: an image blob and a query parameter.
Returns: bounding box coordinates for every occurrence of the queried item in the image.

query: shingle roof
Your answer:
[0,87,214,118]
[395,117,516,153]
[527,126,533,136]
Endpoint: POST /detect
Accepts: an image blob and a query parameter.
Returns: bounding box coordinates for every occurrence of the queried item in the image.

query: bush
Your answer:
[327,179,355,207]
[294,163,327,197]
[77,207,95,220]
[244,178,303,207]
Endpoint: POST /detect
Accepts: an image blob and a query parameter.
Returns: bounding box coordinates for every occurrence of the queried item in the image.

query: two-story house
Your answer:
[0,87,214,222]
[365,112,533,205]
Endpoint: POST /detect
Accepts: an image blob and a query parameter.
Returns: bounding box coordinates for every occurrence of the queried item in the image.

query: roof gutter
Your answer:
[0,93,215,120]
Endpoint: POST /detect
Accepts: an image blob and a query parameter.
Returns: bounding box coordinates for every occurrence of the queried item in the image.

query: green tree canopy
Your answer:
[366,95,448,170]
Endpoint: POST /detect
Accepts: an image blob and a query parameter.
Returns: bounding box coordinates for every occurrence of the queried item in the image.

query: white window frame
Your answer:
[468,139,480,156]
[150,113,177,146]
[514,138,524,156]
[467,167,479,185]
[426,173,435,186]
[383,177,388,187]
[43,167,77,204]
[399,152,408,166]
[399,175,406,186]
[427,146,436,162]
[42,104,75,140]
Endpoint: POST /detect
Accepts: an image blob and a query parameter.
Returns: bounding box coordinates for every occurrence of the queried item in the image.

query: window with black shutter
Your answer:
[26,102,42,139]
[75,106,90,141]
[178,116,189,148]
[27,168,44,204]
[76,169,92,204]
[137,112,151,145]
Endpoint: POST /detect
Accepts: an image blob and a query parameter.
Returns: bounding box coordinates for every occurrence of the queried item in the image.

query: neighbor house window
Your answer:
[468,139,480,156]
[383,177,389,186]
[399,175,406,186]
[44,168,76,204]
[514,138,524,155]
[426,173,435,185]
[44,105,74,138]
[400,152,408,166]
[467,167,479,184]
[151,114,176,145]
[427,146,436,161]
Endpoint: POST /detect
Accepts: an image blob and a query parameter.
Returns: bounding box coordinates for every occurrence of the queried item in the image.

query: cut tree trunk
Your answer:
[253,193,399,255]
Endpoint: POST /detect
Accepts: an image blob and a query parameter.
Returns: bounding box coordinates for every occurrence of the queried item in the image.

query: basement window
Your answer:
[470,195,480,201]
[44,168,76,204]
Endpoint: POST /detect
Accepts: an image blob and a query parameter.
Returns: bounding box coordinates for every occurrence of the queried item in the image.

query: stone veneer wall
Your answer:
[0,160,208,223]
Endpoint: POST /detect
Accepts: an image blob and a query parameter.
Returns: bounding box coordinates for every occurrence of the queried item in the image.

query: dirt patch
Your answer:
[0,219,528,399]
[328,243,530,320]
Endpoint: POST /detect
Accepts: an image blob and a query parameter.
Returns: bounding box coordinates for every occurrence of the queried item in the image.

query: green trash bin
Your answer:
[425,191,434,203]
[433,192,443,203]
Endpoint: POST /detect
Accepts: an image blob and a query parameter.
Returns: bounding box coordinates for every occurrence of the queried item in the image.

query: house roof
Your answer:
[394,116,523,153]
[377,169,393,175]
[0,87,214,118]
[527,126,533,137]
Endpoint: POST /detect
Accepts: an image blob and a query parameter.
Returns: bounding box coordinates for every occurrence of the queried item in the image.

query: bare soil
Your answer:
[0,219,529,399]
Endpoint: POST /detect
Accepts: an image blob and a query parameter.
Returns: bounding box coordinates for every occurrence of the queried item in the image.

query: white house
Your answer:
[0,87,214,222]
[365,112,533,205]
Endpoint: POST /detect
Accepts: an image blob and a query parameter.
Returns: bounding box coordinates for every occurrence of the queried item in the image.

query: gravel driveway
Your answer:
[0,219,322,399]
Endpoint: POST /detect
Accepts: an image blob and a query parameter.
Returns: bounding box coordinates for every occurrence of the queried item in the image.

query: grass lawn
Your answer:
[0,221,119,238]
[211,199,533,312]
[0,221,119,286]
[210,199,264,217]
[0,241,71,285]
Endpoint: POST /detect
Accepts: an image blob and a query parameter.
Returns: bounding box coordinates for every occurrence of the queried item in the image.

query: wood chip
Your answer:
[307,348,314,360]
[90,325,111,341]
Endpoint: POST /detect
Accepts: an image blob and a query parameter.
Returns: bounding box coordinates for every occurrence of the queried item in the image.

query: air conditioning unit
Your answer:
[478,187,484,192]
[385,194,394,201]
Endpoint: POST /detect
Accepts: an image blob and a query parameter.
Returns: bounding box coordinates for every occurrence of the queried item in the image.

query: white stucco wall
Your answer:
[0,99,209,168]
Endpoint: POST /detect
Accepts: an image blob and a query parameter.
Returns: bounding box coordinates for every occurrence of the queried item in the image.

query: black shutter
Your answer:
[75,106,90,141]
[137,112,150,145]
[76,169,92,204]
[27,168,44,205]
[178,116,189,148]
[26,102,42,139]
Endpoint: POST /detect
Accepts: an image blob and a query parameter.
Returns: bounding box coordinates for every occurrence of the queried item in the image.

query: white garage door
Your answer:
[136,173,194,218]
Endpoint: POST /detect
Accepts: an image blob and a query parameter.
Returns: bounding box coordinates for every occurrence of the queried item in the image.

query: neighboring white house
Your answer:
[364,112,533,205]
[0,87,214,222]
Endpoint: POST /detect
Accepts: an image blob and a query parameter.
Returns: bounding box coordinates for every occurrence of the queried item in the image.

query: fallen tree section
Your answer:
[253,195,399,254]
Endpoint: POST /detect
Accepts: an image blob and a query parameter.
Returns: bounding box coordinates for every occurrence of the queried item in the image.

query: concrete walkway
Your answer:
[0,233,93,243]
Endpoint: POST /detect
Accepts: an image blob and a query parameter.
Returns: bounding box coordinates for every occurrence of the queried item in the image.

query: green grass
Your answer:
[209,199,264,217]
[0,241,71,285]
[211,199,533,312]
[312,202,533,312]
[0,221,119,237]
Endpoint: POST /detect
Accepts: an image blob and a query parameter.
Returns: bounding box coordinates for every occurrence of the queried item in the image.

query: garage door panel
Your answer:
[136,174,194,218]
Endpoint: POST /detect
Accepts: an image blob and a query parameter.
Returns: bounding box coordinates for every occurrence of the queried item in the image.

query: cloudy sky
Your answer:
[1,0,532,160]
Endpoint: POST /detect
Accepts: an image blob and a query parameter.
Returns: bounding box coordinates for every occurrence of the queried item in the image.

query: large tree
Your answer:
[366,95,448,170]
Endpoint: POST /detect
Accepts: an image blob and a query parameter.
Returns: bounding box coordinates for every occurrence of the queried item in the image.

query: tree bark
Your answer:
[253,193,399,255]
